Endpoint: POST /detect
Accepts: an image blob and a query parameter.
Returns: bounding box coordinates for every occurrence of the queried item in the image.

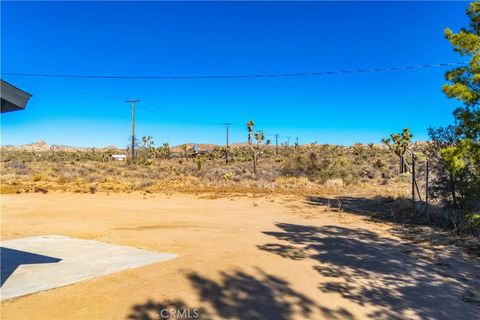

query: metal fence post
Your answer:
[412,154,416,211]
[425,160,429,220]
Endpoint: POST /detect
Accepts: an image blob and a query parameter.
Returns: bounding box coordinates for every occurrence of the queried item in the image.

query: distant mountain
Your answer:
[2,140,406,152]
[1,140,123,152]
[170,143,217,153]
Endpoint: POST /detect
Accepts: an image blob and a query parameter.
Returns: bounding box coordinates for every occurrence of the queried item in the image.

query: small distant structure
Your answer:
[1,80,32,113]
[192,144,207,157]
[112,154,127,161]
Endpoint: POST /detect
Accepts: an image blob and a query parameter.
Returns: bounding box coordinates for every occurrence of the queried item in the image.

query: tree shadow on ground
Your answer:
[305,195,412,221]
[258,223,479,320]
[187,268,317,320]
[128,268,354,320]
[306,195,480,258]
[304,195,452,227]
[128,299,208,320]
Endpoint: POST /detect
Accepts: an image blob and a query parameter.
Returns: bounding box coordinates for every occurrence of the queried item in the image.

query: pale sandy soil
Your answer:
[1,193,479,320]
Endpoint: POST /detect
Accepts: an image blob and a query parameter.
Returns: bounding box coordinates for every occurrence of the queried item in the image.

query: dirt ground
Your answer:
[1,192,479,320]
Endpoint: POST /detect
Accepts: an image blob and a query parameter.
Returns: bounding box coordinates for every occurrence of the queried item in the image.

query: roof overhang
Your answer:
[1,80,32,113]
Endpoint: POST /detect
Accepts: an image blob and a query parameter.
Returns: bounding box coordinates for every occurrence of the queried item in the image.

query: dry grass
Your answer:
[0,144,411,197]
[0,158,411,196]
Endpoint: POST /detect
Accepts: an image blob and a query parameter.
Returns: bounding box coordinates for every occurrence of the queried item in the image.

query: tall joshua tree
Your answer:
[247,120,254,144]
[382,128,413,174]
[246,120,265,175]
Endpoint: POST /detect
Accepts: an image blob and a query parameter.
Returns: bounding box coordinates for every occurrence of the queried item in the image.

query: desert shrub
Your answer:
[56,175,66,184]
[135,180,154,190]
[427,126,480,234]
[5,161,30,175]
[223,172,233,181]
[32,174,43,182]
[466,213,480,234]
[374,159,385,169]
[363,168,376,179]
[195,157,204,171]
[58,167,81,182]
[280,151,359,185]
[5,161,27,170]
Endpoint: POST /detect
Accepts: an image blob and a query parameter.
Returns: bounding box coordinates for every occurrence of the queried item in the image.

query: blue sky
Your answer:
[0,1,470,147]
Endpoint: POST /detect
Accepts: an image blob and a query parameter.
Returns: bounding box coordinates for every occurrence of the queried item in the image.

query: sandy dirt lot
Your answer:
[1,193,479,320]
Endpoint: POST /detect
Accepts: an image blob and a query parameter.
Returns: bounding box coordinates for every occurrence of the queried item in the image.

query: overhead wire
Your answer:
[1,62,465,80]
[3,62,464,144]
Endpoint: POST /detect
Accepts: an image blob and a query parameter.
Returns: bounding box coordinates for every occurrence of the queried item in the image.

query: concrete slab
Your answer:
[0,235,176,300]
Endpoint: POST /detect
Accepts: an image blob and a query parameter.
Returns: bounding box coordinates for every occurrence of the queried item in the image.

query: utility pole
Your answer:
[125,99,140,158]
[285,136,291,147]
[295,137,299,147]
[223,123,232,164]
[274,134,279,154]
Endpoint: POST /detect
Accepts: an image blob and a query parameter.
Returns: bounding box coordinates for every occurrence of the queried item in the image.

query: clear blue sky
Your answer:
[0,1,470,147]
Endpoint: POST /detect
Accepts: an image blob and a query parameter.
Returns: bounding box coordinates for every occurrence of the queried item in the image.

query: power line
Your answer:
[3,84,302,146]
[6,81,120,100]
[2,80,244,130]
[4,81,215,126]
[1,62,465,80]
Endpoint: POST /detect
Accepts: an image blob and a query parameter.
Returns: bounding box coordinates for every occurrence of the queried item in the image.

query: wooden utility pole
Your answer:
[223,123,232,164]
[275,134,279,154]
[285,136,291,147]
[125,99,140,158]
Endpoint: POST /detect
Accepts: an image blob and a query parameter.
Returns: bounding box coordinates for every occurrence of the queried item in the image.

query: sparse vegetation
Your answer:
[0,142,405,196]
[3,135,477,236]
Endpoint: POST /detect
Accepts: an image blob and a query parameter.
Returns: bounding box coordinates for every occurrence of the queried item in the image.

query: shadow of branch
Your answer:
[258,222,479,319]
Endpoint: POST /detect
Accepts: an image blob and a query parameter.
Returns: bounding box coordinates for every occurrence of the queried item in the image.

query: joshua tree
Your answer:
[255,131,265,147]
[382,128,413,174]
[247,120,254,144]
[247,120,266,175]
[158,142,171,159]
[180,144,188,159]
[141,135,155,159]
